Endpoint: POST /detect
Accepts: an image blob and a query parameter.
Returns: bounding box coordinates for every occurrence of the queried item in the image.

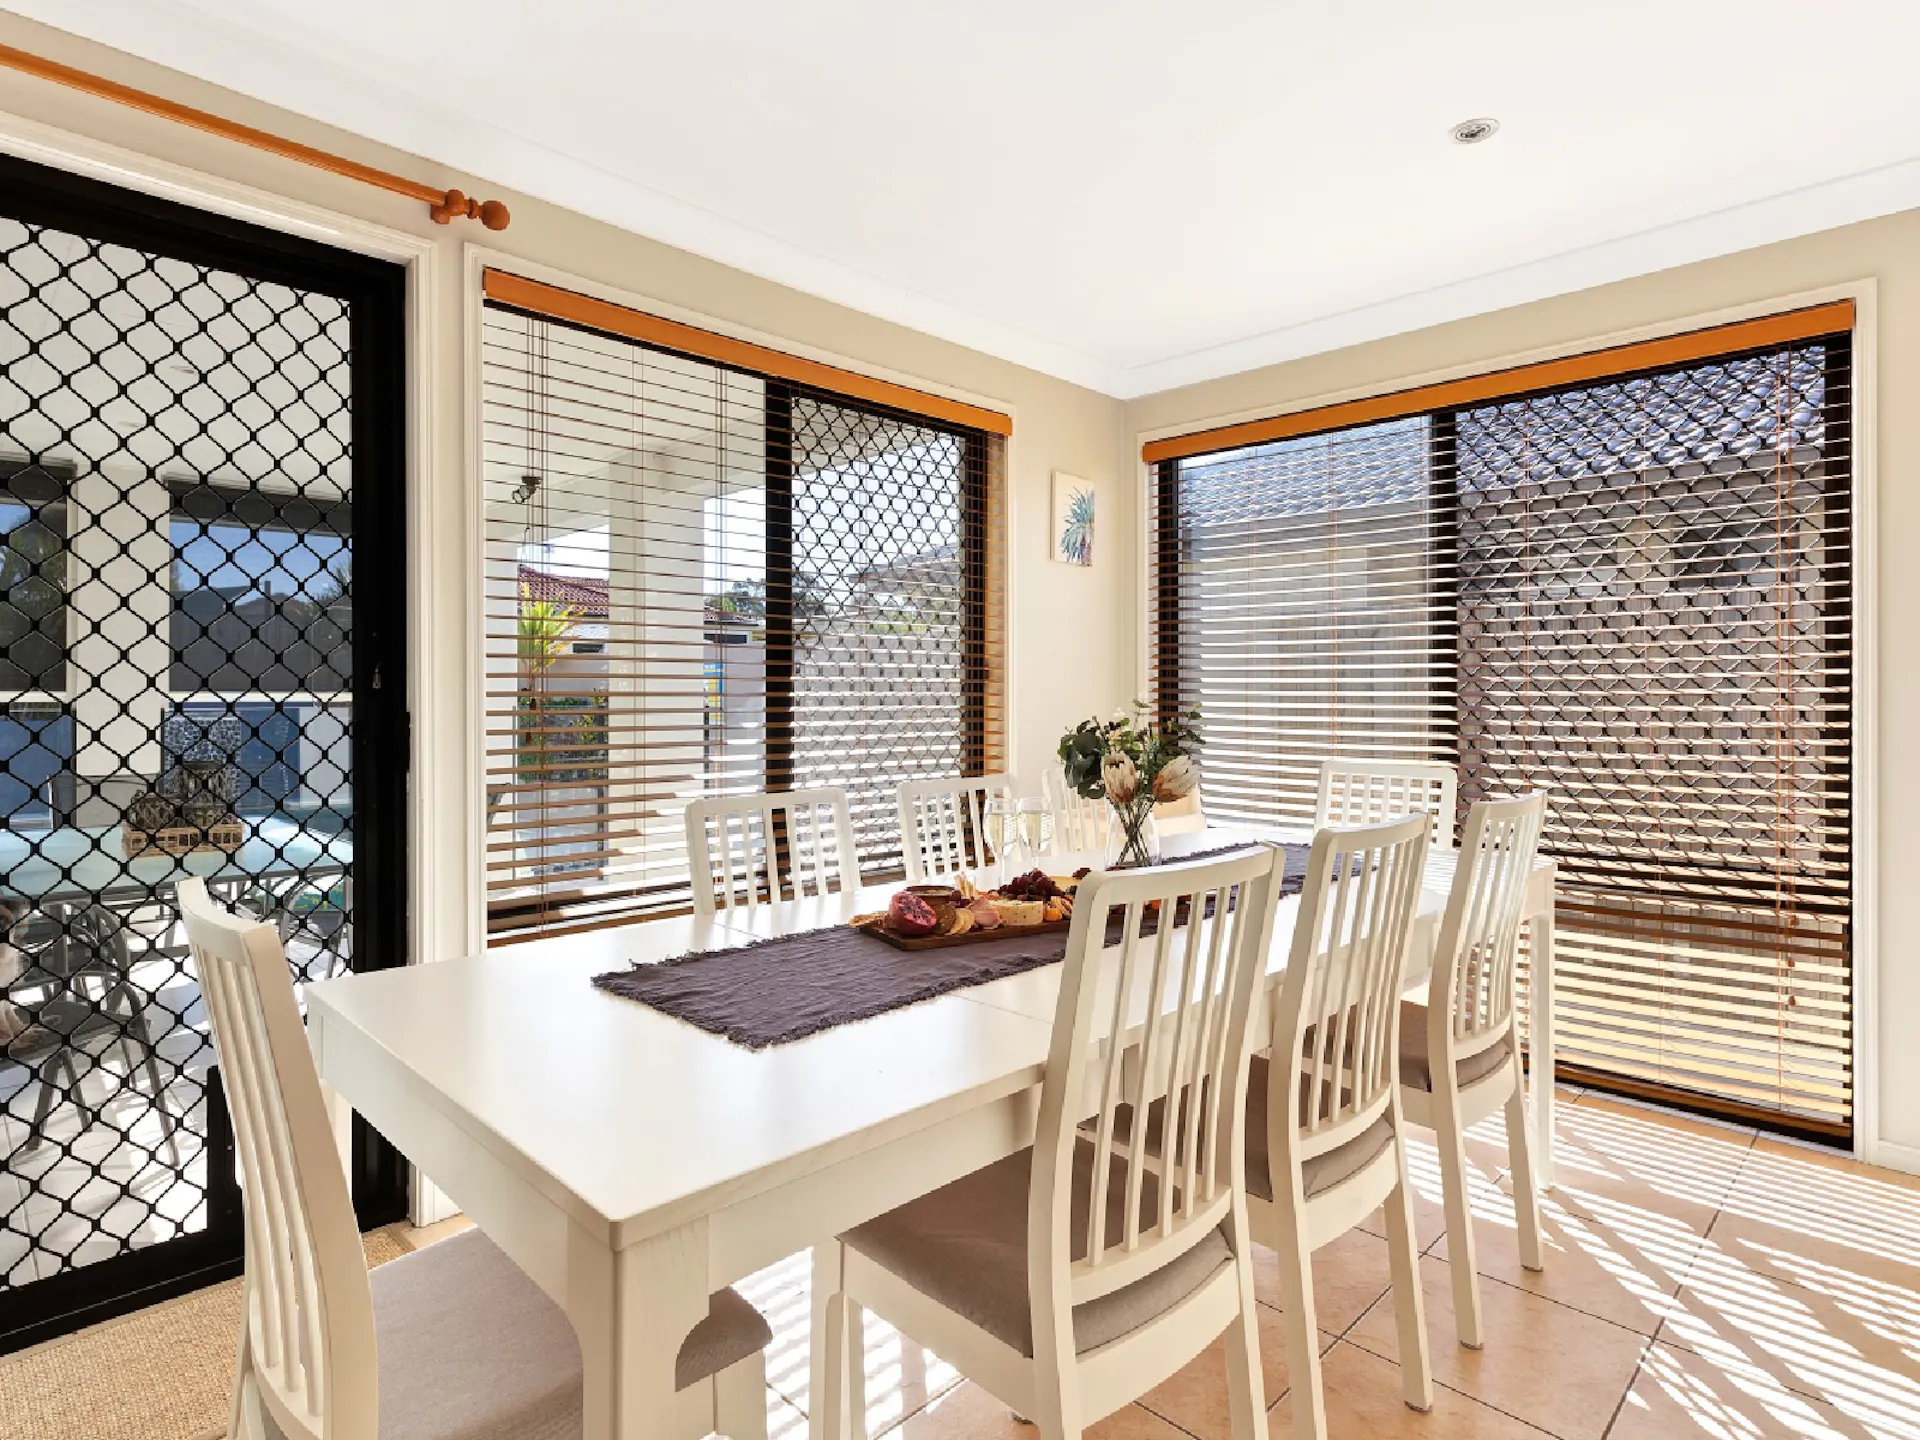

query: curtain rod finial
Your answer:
[430,188,512,230]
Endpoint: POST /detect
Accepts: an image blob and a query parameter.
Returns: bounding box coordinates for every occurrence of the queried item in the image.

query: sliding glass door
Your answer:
[0,153,408,1349]
[1153,328,1854,1139]
[479,300,1002,939]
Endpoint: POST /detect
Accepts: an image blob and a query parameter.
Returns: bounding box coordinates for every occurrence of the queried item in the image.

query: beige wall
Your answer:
[1127,210,1920,1166]
[0,11,1134,964]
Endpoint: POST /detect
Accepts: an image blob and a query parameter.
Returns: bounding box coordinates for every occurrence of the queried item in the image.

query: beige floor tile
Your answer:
[767,1390,810,1440]
[1135,1305,1320,1439]
[1251,1228,1395,1336]
[1608,1341,1855,1440]
[1711,1140,1920,1294]
[880,1383,1188,1439]
[1429,1172,1706,1336]
[1267,1340,1551,1440]
[1550,1097,1752,1224]
[1346,1253,1649,1440]
[1748,1134,1920,1192]
[1356,1198,1452,1255]
[1567,1093,1756,1144]
[1651,1235,1920,1433]
[1641,1132,1920,1428]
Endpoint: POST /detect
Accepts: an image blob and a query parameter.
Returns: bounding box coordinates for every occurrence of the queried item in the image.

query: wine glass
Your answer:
[982,795,1017,886]
[1015,797,1051,864]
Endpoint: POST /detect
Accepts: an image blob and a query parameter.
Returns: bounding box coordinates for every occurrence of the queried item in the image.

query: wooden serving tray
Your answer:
[855,916,1070,951]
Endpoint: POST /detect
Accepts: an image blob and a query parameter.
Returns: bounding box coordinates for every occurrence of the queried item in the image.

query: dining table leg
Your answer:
[809,1242,860,1440]
[1531,905,1556,1190]
[569,1216,713,1440]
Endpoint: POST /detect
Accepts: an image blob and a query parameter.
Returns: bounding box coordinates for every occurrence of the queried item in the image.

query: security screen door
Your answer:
[0,153,408,1350]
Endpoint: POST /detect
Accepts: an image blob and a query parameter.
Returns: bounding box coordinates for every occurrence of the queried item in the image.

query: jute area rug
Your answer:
[0,1224,418,1440]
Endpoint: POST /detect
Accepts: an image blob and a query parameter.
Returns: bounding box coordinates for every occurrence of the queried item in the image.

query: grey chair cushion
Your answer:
[307,1227,770,1440]
[1244,1053,1396,1202]
[1397,1000,1513,1093]
[842,1140,1232,1359]
[1116,1054,1393,1206]
[677,1287,774,1392]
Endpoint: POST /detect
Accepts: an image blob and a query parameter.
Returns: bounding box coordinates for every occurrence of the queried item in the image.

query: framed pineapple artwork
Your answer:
[1051,471,1095,566]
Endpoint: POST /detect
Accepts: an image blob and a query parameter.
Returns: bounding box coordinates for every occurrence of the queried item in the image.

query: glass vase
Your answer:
[1107,796,1160,869]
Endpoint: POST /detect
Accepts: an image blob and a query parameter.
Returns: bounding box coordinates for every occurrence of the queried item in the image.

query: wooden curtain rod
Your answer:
[485,269,1015,435]
[0,42,511,230]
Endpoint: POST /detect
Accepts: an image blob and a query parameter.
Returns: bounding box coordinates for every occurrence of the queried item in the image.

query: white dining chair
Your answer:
[1313,758,1457,838]
[1042,763,1107,854]
[1400,792,1548,1349]
[1245,813,1435,1438]
[811,846,1287,1440]
[895,774,1015,881]
[685,786,862,919]
[176,878,773,1440]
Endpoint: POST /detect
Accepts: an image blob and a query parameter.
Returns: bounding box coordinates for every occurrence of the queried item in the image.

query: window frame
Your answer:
[478,290,1006,938]
[1145,316,1863,1145]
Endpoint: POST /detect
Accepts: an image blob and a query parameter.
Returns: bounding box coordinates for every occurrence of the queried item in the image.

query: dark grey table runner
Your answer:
[592,841,1309,1049]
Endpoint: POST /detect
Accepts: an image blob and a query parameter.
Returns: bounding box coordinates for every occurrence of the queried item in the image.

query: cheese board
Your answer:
[853,914,1071,951]
[849,868,1083,951]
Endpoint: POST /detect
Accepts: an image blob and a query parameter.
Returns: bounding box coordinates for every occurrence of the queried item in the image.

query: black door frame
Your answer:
[0,150,410,1352]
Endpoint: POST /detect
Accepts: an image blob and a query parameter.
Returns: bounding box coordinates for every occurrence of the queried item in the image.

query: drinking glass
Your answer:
[982,795,1017,885]
[1015,796,1051,863]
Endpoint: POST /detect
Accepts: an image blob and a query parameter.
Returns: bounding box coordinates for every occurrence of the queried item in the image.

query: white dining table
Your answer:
[304,828,1555,1440]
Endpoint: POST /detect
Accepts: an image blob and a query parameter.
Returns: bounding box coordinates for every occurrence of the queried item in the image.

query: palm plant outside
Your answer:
[517,592,580,670]
[513,588,604,810]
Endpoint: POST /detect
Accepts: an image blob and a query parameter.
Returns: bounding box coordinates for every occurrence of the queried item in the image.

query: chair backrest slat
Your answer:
[178,878,377,1440]
[1025,846,1284,1357]
[1043,763,1106,854]
[1278,814,1431,1153]
[1159,903,1211,1228]
[1431,793,1547,1056]
[895,775,1014,882]
[685,787,863,917]
[1080,895,1138,1264]
[1315,759,1458,839]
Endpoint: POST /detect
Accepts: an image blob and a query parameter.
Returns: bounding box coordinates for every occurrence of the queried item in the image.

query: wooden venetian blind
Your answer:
[1150,304,1855,1136]
[482,275,1007,940]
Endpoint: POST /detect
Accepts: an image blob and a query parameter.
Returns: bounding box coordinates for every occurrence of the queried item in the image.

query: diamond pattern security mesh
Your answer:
[1454,343,1851,1130]
[790,397,981,864]
[1154,331,1853,1135]
[481,302,1002,939]
[0,213,355,1293]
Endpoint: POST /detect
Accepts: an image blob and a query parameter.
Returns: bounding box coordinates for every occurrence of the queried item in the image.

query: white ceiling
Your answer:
[10,1,1920,397]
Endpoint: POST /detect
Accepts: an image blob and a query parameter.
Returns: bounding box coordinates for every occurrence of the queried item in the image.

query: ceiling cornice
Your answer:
[1110,152,1920,399]
[6,0,1920,402]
